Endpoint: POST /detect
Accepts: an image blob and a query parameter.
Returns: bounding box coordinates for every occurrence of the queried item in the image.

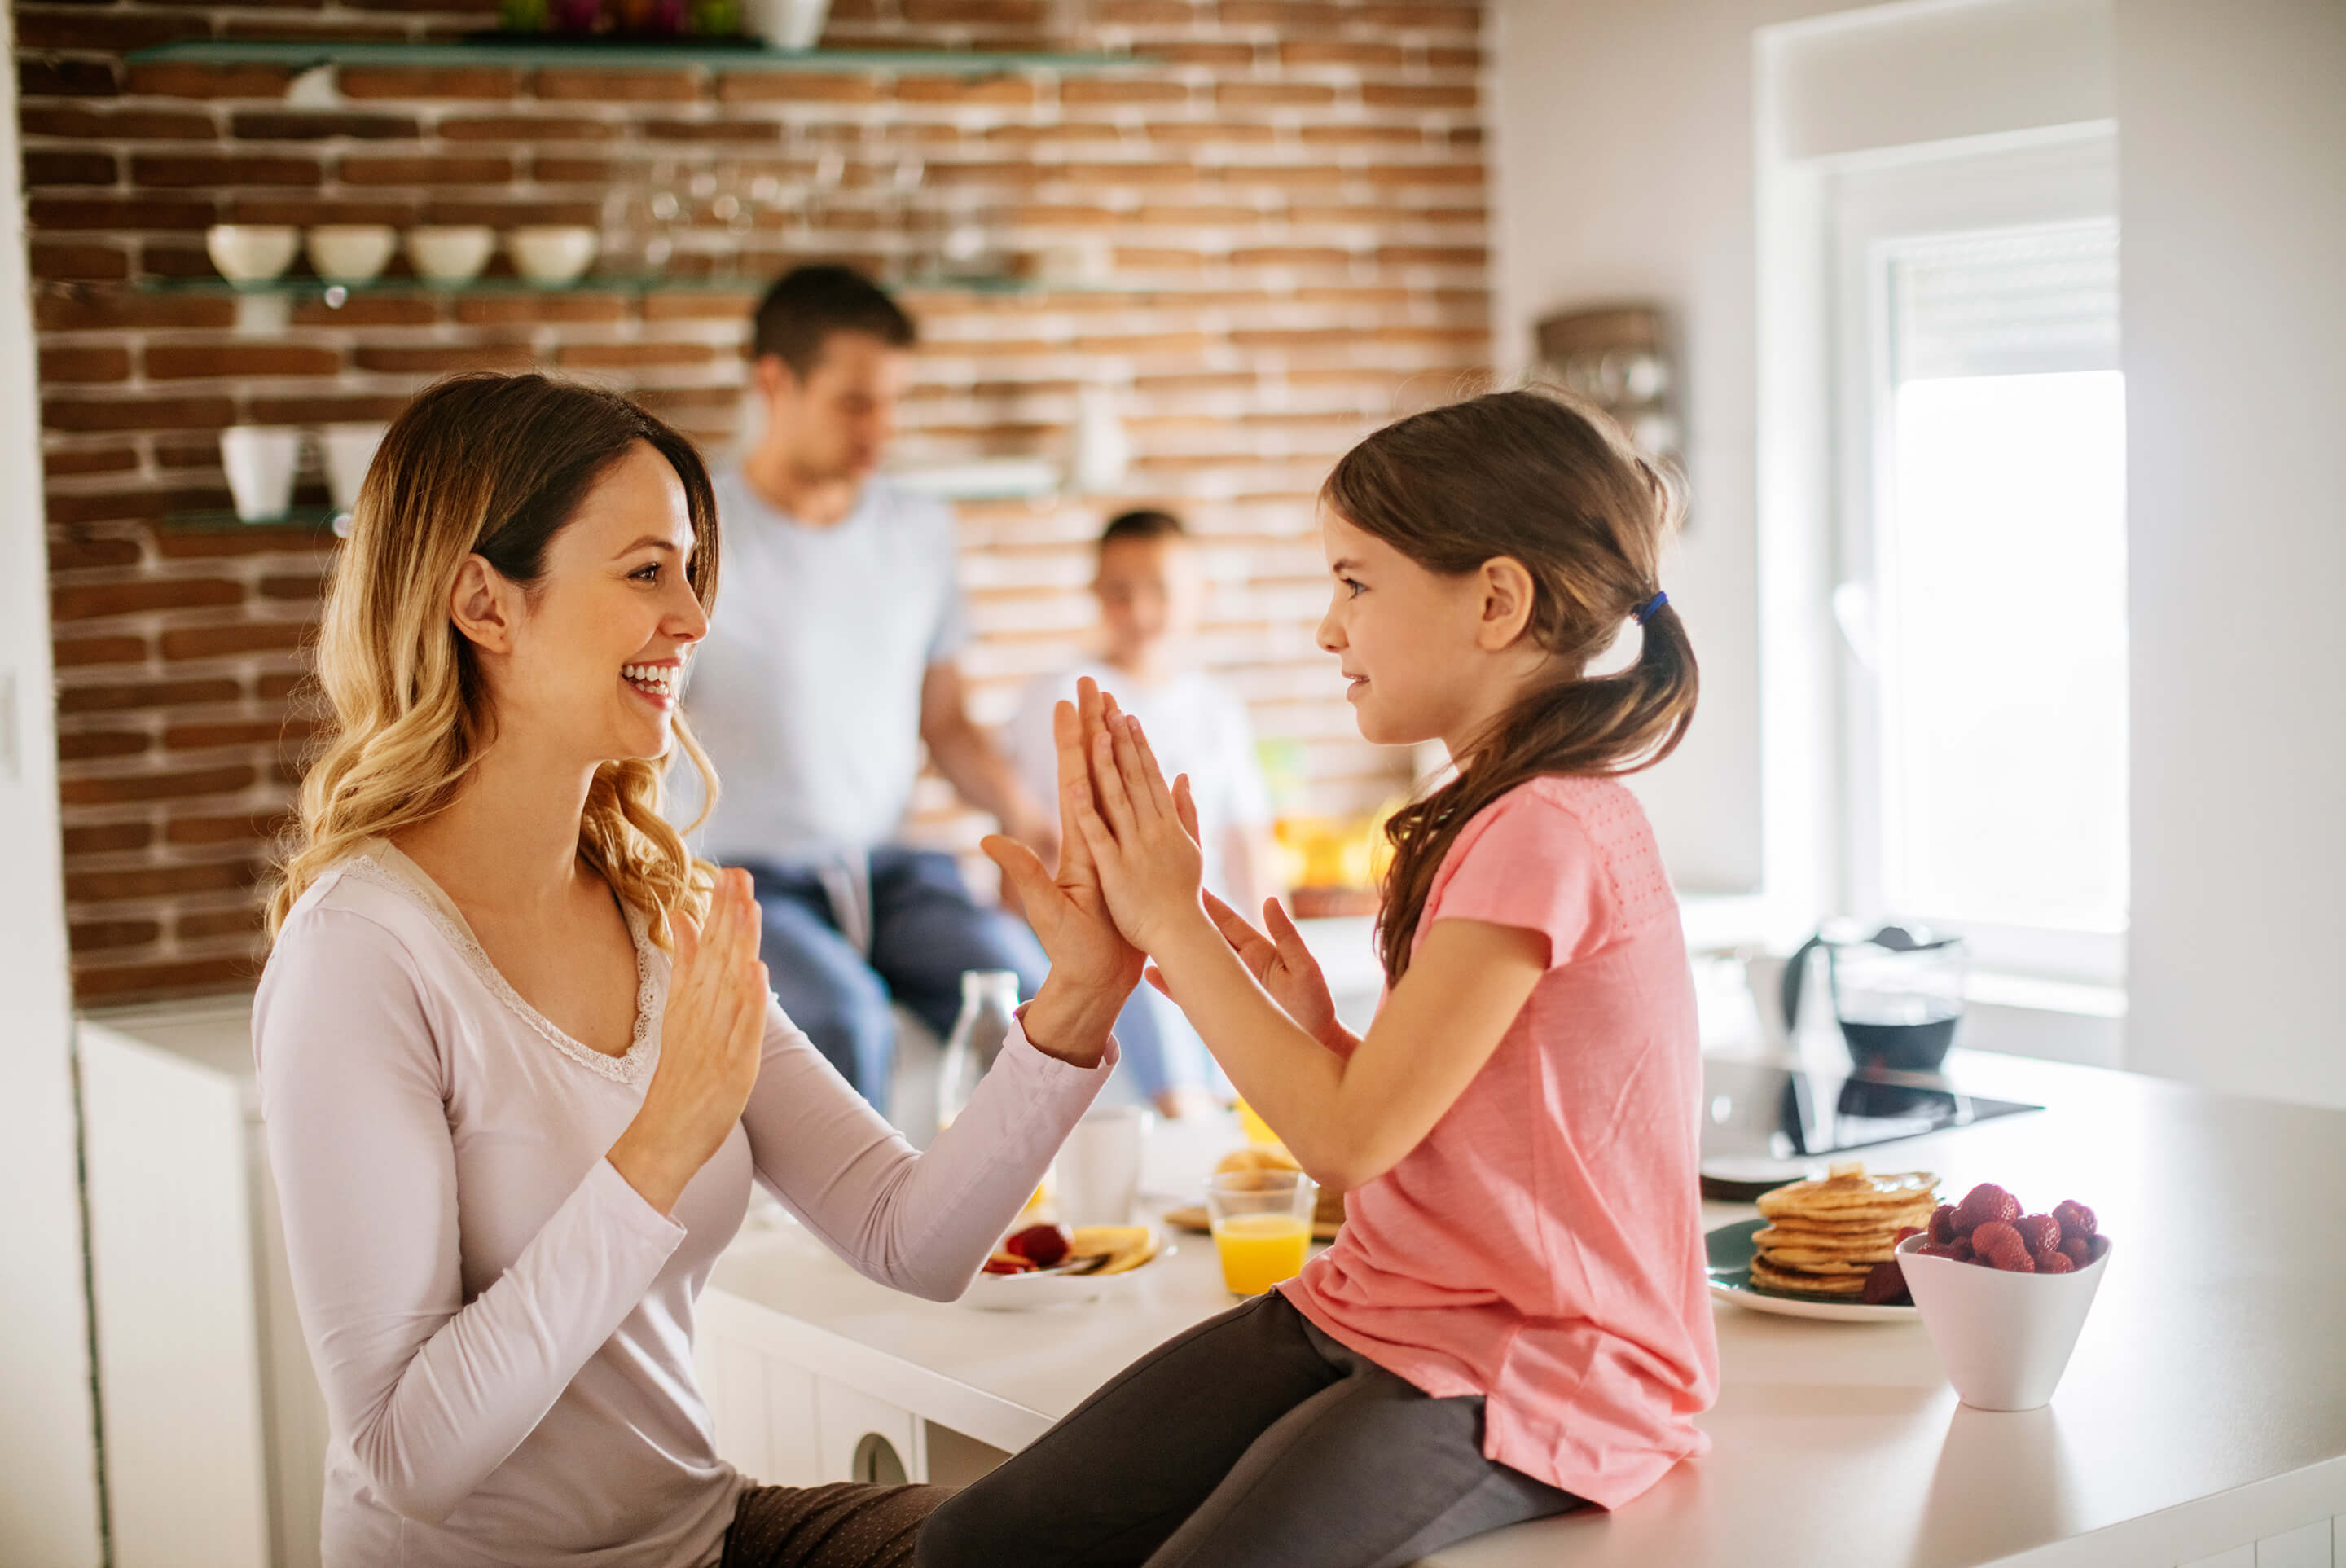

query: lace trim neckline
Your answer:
[340,844,661,1086]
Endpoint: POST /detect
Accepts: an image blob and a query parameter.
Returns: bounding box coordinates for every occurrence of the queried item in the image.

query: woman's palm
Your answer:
[982,694,1145,1001]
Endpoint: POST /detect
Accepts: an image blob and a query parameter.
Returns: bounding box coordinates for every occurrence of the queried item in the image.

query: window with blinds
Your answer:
[1866,217,2129,943]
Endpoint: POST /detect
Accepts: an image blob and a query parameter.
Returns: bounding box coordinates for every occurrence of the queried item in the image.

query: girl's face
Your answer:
[480,442,710,767]
[1316,507,1496,749]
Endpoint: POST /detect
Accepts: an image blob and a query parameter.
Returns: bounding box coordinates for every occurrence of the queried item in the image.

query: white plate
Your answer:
[960,1236,1176,1311]
[1707,1281,1920,1324]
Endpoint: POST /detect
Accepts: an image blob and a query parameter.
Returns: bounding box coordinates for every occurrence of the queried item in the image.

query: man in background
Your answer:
[681,266,1055,1109]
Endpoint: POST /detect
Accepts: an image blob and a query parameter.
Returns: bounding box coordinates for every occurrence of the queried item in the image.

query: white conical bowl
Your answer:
[1896,1232,2111,1411]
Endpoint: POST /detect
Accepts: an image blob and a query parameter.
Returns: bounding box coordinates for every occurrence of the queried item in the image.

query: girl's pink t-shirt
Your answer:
[1281,775,1720,1509]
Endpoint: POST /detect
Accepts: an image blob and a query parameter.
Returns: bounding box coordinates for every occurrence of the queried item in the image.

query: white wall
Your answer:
[0,7,108,1561]
[2116,0,2346,1109]
[1489,0,2119,904]
[1772,0,2112,160]
[1487,0,1777,894]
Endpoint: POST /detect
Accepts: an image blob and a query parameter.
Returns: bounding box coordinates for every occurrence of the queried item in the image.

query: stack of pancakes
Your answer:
[1750,1163,1937,1297]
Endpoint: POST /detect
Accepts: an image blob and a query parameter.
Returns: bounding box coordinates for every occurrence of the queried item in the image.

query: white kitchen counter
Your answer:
[706,1048,2346,1567]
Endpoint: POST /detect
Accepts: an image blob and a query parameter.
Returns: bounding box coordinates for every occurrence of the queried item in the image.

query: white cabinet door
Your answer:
[761,1361,823,1488]
[699,1329,772,1479]
[79,1023,272,1568]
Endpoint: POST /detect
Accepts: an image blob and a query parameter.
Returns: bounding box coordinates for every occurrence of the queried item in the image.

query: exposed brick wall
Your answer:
[20,0,1492,1004]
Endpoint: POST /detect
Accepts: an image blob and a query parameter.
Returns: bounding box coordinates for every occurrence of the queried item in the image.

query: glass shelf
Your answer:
[123,38,1151,75]
[159,462,1058,532]
[139,272,1083,300]
[162,507,350,534]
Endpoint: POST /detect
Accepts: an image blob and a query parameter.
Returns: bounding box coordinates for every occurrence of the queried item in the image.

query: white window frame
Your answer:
[1826,129,2124,985]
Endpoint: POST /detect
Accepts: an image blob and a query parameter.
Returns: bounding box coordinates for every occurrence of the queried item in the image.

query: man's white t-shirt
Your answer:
[1006,661,1273,903]
[680,469,968,864]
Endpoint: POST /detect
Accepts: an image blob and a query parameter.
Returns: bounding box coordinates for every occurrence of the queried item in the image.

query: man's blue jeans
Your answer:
[740,848,1169,1109]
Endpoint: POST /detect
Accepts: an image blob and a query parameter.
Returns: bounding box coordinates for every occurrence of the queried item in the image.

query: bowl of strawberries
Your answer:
[1894,1183,2111,1411]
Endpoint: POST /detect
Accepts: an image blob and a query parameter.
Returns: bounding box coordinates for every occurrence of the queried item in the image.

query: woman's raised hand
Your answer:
[1064,675,1207,954]
[608,867,768,1216]
[981,679,1144,1064]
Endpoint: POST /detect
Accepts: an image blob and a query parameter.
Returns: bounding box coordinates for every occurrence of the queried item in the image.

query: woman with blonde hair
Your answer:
[257,371,1138,1568]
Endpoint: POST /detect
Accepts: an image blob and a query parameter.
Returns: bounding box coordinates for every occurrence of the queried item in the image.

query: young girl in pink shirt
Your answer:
[921,389,1720,1568]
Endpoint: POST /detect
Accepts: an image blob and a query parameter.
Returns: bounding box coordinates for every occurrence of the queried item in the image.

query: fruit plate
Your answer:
[1706,1218,1919,1323]
[960,1232,1175,1311]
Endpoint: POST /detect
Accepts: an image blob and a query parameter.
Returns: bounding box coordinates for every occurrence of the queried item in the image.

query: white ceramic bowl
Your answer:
[741,0,831,50]
[305,224,398,283]
[403,225,496,284]
[1896,1232,2111,1411]
[507,225,600,286]
[205,224,301,283]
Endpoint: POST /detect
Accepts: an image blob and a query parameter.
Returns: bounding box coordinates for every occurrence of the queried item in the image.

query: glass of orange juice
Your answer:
[1207,1169,1317,1296]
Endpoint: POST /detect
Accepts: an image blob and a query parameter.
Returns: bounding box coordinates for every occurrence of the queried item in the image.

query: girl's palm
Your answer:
[1184,890,1342,1050]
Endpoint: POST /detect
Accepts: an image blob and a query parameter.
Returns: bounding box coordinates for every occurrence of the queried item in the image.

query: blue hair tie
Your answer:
[1633,590,1669,625]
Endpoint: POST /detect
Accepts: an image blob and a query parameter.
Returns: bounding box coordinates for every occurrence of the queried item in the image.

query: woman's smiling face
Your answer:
[486,441,710,766]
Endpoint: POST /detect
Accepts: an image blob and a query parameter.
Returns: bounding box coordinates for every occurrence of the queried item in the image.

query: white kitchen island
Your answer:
[701,1048,2346,1568]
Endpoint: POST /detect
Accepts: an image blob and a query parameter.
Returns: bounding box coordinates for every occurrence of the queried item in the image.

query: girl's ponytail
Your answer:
[1325,388,1699,985]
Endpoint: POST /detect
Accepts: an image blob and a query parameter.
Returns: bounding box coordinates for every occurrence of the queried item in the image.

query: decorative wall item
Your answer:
[1533,304,1682,469]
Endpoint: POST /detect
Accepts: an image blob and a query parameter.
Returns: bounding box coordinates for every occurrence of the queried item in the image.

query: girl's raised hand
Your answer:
[1153,891,1347,1054]
[1065,677,1206,953]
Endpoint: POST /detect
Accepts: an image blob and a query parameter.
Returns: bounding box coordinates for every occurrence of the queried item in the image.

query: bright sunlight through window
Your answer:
[1883,371,2128,933]
[1874,222,2128,939]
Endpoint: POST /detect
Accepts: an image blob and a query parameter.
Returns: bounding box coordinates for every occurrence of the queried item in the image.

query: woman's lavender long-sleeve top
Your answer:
[254,844,1112,1567]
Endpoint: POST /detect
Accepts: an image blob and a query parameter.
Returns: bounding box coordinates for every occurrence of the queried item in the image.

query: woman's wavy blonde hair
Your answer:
[267,371,722,947]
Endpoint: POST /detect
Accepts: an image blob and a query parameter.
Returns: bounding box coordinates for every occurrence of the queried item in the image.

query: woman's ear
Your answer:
[1473,556,1538,651]
[449,555,521,655]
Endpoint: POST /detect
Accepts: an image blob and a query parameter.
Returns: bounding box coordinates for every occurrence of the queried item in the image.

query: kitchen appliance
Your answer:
[1697,1057,2040,1199]
[1783,920,1970,1072]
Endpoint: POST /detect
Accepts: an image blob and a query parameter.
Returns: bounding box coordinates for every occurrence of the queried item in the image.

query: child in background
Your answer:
[924,389,1720,1568]
[1006,510,1278,1116]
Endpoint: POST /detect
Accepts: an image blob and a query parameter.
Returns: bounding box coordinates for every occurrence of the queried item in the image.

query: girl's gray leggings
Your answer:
[915,1289,1582,1568]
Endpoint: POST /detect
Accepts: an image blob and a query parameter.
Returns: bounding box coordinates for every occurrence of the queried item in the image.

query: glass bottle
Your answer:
[936,969,1021,1134]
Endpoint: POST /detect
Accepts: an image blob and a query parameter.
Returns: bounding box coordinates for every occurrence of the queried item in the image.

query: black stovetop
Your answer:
[1697,1058,2041,1199]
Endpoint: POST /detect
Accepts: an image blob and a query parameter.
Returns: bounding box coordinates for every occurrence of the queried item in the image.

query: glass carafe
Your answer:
[1825,926,1968,1073]
[936,969,1021,1133]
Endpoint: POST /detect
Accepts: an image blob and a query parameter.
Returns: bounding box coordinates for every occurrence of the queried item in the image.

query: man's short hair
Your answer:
[1098,509,1188,551]
[752,265,917,378]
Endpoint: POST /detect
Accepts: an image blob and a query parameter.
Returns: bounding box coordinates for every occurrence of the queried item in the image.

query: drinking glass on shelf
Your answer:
[710,169,753,279]
[749,172,784,222]
[878,154,925,279]
[1206,1168,1316,1297]
[640,159,684,275]
[798,147,846,244]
